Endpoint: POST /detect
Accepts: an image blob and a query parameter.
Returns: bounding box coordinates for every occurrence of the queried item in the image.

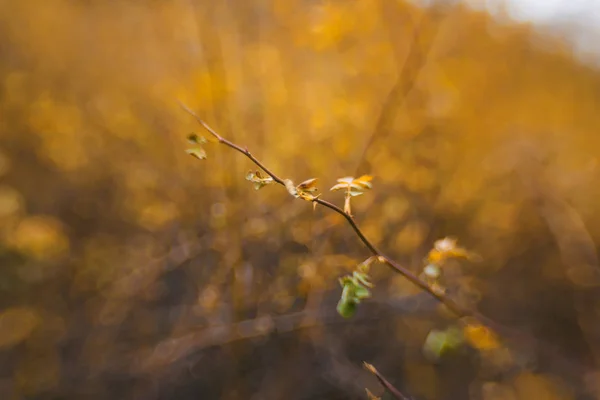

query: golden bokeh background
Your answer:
[1,0,600,399]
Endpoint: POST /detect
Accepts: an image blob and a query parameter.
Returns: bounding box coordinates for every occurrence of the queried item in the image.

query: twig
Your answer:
[179,101,284,186]
[179,101,472,319]
[364,362,411,400]
[178,102,589,381]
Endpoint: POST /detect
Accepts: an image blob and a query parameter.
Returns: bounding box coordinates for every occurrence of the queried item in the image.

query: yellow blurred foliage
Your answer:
[0,0,599,398]
[513,372,573,400]
[405,362,439,400]
[9,216,69,261]
[0,307,40,349]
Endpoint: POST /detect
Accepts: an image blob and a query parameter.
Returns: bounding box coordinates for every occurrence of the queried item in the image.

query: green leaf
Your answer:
[353,284,371,300]
[353,271,373,288]
[186,148,207,160]
[337,298,357,318]
[296,178,319,193]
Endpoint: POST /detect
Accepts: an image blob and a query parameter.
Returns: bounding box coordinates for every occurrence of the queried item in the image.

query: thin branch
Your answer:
[180,101,471,318]
[364,362,411,400]
[179,101,284,186]
[178,103,590,381]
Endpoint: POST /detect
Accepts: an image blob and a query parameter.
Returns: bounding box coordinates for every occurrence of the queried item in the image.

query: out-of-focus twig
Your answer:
[364,362,411,400]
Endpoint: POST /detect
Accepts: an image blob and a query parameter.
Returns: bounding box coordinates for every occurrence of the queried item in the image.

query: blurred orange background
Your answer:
[1,0,600,399]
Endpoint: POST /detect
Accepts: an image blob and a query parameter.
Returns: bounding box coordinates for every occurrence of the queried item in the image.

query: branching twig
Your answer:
[364,362,411,400]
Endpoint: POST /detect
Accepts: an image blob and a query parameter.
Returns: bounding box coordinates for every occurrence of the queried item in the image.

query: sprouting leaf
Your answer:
[337,296,358,318]
[330,175,373,192]
[353,271,373,288]
[330,183,347,191]
[353,284,371,299]
[292,178,320,201]
[355,174,373,188]
[187,133,208,145]
[186,148,207,160]
[246,170,274,190]
[331,176,373,215]
[297,191,320,202]
[337,176,354,184]
[336,265,377,318]
[296,178,319,193]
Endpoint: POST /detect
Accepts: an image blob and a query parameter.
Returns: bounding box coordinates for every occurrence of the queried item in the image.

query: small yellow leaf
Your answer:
[187,133,207,144]
[245,170,274,190]
[354,175,373,189]
[356,175,373,183]
[298,191,320,202]
[186,148,207,160]
[296,178,319,193]
[330,182,349,191]
[337,176,354,183]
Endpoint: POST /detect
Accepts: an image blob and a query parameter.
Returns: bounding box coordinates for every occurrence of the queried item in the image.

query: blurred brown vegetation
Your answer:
[1,0,600,399]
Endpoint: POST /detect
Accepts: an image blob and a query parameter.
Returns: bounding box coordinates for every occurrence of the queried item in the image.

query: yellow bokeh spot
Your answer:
[10,215,69,261]
[513,372,573,400]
